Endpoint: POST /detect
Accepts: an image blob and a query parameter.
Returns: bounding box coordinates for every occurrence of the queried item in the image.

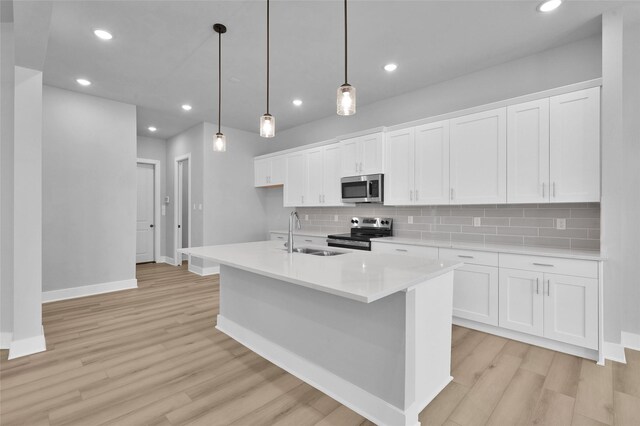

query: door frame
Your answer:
[136,158,161,263]
[174,154,191,266]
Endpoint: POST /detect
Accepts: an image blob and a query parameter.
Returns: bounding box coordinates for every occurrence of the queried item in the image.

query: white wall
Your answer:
[202,122,269,245]
[12,66,44,353]
[262,35,602,154]
[0,5,15,347]
[136,135,168,257]
[622,20,640,336]
[42,86,137,292]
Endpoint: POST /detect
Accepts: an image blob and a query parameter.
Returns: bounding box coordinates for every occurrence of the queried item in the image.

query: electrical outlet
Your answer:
[305,214,309,221]
[556,218,566,230]
[473,217,482,227]
[408,216,413,224]
[334,215,338,222]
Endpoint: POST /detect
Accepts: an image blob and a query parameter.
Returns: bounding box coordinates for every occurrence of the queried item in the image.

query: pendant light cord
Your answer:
[218,29,222,134]
[344,0,348,84]
[266,0,270,115]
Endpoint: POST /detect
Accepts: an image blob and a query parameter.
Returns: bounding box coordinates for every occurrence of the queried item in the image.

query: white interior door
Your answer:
[177,161,184,256]
[136,163,155,263]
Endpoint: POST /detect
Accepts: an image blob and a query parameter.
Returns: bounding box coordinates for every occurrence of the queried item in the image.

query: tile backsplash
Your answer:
[296,203,600,251]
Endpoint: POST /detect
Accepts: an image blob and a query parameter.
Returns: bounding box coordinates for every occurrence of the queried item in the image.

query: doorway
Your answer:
[174,154,191,266]
[136,159,160,263]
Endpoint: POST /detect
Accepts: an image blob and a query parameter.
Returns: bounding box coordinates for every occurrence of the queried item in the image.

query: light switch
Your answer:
[161,205,166,216]
[556,218,566,230]
[305,214,309,221]
[408,216,413,224]
[199,204,202,210]
[334,215,338,222]
[193,203,196,210]
[473,217,482,227]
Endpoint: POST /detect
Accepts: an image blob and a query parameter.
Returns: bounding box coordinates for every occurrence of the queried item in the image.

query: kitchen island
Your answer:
[179,240,461,426]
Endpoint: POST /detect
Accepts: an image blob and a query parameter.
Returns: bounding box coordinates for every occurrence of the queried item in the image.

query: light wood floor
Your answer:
[1,262,639,426]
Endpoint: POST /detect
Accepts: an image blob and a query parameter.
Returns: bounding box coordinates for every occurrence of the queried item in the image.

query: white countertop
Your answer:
[373,237,605,261]
[179,240,461,303]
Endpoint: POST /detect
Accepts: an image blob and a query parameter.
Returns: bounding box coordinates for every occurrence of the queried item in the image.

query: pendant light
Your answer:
[337,0,355,116]
[260,0,275,137]
[213,23,227,152]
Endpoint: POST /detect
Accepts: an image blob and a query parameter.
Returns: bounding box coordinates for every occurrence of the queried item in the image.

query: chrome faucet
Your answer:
[287,211,301,253]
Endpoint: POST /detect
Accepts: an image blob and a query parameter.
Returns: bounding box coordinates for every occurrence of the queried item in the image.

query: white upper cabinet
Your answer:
[306,148,324,206]
[450,108,507,204]
[507,99,550,203]
[322,144,344,206]
[414,122,450,205]
[384,122,450,206]
[340,132,384,177]
[384,128,415,205]
[549,87,601,202]
[283,151,308,207]
[254,155,286,187]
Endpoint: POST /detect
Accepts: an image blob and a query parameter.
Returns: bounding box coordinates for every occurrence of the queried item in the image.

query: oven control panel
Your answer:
[350,217,393,229]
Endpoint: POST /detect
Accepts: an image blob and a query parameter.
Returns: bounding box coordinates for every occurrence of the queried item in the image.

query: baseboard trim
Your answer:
[8,326,46,359]
[42,279,138,303]
[0,332,13,349]
[158,256,176,265]
[603,341,626,364]
[622,331,640,351]
[188,264,220,276]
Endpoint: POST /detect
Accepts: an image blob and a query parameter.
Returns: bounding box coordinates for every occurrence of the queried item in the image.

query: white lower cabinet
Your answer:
[269,232,327,247]
[371,242,438,258]
[453,265,499,326]
[499,268,598,350]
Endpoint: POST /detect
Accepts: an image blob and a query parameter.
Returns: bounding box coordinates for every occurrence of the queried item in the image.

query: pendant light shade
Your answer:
[213,23,227,152]
[260,0,275,137]
[260,113,275,138]
[337,0,355,116]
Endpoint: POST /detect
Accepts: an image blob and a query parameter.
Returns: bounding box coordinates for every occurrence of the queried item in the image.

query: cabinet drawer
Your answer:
[371,242,438,258]
[439,248,498,267]
[270,233,286,241]
[294,235,327,247]
[499,253,598,278]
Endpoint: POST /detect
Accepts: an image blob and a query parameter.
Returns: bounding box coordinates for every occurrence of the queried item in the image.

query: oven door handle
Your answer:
[326,238,370,248]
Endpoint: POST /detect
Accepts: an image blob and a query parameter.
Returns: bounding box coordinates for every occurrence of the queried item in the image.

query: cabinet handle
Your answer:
[360,162,363,173]
[536,277,539,294]
[553,182,556,198]
[533,262,554,267]
[319,195,322,203]
[409,190,413,201]
[305,239,313,242]
[355,162,358,173]
[395,249,408,252]
[450,188,455,200]
[458,255,474,259]
[277,236,284,240]
[547,279,551,296]
[301,195,304,204]
[542,182,545,198]
[415,190,419,201]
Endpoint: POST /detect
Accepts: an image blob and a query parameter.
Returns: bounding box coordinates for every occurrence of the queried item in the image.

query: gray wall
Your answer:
[166,123,204,263]
[262,35,602,154]
[202,122,268,246]
[136,135,168,257]
[42,86,137,291]
[622,20,640,336]
[0,3,15,343]
[293,203,600,251]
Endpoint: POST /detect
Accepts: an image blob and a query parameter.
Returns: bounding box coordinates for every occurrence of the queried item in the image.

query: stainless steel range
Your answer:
[326,217,393,251]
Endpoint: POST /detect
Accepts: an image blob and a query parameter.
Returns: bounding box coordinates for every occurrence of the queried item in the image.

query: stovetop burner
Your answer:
[327,217,393,251]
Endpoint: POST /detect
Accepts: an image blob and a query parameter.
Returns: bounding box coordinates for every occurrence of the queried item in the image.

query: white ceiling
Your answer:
[12,1,640,139]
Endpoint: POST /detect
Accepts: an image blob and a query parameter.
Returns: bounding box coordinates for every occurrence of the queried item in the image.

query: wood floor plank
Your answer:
[544,352,582,398]
[485,368,545,426]
[452,334,508,387]
[613,391,640,426]
[613,349,640,399]
[314,405,368,426]
[521,345,555,376]
[574,359,614,425]
[571,413,610,426]
[420,381,469,426]
[528,388,575,426]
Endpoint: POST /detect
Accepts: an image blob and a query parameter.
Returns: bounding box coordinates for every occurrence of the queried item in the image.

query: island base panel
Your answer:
[216,265,454,426]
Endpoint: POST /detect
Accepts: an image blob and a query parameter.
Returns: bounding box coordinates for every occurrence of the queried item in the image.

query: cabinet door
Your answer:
[453,265,499,326]
[360,133,384,175]
[499,268,544,336]
[270,155,286,185]
[254,158,269,187]
[543,273,598,349]
[507,99,550,203]
[414,121,450,205]
[340,138,360,177]
[284,152,308,207]
[450,108,507,204]
[384,128,414,205]
[322,144,344,206]
[549,87,600,202]
[307,148,324,206]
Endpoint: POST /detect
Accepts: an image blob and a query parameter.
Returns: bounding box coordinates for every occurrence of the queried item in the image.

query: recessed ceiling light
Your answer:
[148,126,157,132]
[292,99,303,106]
[181,104,192,111]
[76,78,91,86]
[384,63,398,72]
[93,29,113,40]
[537,0,562,12]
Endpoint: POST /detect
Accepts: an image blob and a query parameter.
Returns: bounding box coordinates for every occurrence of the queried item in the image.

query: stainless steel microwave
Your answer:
[341,174,384,203]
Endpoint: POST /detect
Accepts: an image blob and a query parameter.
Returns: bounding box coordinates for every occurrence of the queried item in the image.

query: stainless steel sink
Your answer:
[285,247,347,256]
